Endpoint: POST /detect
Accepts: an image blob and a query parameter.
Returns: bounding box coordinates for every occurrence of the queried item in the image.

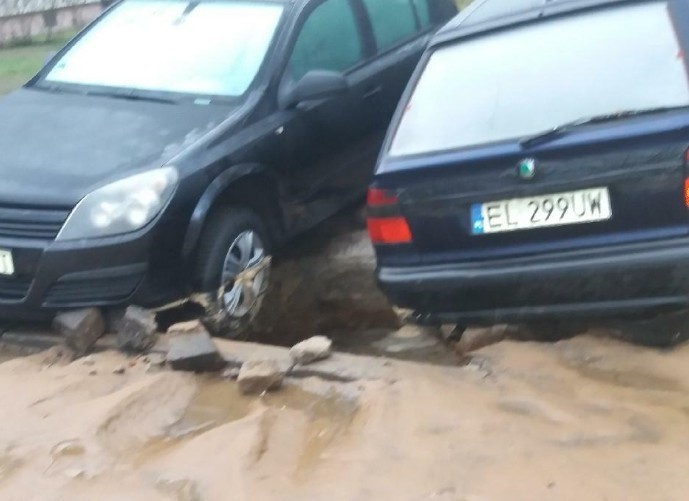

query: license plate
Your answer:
[471,187,612,235]
[0,250,14,275]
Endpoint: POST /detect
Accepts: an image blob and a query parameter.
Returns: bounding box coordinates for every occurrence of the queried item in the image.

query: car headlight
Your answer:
[57,167,178,241]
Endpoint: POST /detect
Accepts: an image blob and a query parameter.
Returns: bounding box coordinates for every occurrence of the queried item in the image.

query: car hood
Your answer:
[0,88,236,207]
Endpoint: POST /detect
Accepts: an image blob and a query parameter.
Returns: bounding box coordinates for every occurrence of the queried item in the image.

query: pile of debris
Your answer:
[52,306,336,395]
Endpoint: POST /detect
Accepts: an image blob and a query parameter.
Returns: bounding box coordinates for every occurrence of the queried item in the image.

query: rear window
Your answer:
[389,1,689,157]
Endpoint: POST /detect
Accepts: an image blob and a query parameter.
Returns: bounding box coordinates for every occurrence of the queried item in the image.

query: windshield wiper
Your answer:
[84,89,179,105]
[520,106,689,148]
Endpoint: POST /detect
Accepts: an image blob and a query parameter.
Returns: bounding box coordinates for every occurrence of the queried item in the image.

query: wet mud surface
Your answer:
[0,335,686,499]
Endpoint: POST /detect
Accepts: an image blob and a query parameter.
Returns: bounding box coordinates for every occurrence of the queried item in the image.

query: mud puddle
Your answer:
[134,376,360,473]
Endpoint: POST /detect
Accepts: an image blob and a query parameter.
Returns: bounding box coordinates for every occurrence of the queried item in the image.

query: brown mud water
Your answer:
[0,334,684,499]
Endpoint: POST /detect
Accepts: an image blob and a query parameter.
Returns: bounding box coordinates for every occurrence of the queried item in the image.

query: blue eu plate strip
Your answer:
[471,204,484,235]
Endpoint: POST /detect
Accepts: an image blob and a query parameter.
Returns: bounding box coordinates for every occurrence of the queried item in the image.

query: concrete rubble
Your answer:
[115,306,159,353]
[289,335,332,366]
[237,359,284,395]
[165,320,226,372]
[52,308,105,357]
[215,338,391,383]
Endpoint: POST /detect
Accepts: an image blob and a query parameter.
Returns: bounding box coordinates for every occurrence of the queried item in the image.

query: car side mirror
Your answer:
[281,70,348,109]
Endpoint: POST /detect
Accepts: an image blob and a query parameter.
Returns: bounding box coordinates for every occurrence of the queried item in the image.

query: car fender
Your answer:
[181,163,283,258]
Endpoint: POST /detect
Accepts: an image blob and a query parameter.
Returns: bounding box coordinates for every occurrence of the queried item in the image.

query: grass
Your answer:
[0,32,75,95]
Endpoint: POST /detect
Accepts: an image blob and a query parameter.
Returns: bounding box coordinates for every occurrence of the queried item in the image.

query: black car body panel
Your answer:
[0,0,456,315]
[0,88,233,206]
[371,0,689,325]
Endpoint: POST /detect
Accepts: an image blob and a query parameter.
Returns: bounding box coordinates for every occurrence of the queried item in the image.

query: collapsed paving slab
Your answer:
[214,338,391,382]
[115,306,159,353]
[53,308,105,357]
[165,321,226,372]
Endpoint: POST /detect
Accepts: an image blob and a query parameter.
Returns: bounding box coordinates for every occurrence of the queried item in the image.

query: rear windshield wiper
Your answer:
[520,106,689,148]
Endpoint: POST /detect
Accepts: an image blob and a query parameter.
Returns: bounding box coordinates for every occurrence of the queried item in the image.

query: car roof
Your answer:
[433,0,635,45]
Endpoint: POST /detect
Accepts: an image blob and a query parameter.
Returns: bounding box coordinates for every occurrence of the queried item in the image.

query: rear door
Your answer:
[378,0,689,264]
[358,0,457,130]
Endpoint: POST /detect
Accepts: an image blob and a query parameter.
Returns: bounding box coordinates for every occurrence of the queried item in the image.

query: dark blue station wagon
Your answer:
[368,0,689,344]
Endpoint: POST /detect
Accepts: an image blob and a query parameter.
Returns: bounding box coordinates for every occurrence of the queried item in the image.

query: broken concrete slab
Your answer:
[290,335,332,366]
[116,306,159,353]
[214,338,391,382]
[237,359,284,395]
[53,308,106,357]
[165,323,225,372]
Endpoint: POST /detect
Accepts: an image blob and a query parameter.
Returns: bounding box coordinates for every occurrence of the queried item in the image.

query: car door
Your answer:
[276,0,383,231]
[359,0,457,125]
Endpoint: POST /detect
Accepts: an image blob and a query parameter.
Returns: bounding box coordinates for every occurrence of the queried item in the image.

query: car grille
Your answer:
[0,207,70,240]
[0,276,32,301]
[43,273,142,307]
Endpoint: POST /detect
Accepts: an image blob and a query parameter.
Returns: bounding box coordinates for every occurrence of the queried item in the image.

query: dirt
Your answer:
[0,334,684,500]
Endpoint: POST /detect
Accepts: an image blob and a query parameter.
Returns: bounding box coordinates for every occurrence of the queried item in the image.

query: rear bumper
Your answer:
[377,237,689,324]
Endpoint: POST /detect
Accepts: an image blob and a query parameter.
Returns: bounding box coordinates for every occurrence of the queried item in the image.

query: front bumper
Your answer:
[0,226,187,319]
[377,237,689,325]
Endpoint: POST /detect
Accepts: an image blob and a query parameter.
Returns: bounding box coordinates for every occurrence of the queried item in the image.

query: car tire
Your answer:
[194,206,275,338]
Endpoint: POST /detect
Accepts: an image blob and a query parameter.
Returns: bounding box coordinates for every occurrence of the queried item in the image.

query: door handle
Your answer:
[362,86,383,100]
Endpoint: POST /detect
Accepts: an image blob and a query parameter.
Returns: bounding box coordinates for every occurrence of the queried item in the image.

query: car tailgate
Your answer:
[380,121,689,265]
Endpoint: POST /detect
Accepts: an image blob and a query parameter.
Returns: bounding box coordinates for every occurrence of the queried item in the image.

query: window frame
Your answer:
[279,0,373,86]
[358,0,439,57]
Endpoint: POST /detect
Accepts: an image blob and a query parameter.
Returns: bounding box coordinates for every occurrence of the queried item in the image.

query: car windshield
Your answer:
[390,1,689,157]
[43,0,284,98]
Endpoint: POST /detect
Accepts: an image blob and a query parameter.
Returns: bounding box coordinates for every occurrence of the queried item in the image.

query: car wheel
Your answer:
[194,206,274,338]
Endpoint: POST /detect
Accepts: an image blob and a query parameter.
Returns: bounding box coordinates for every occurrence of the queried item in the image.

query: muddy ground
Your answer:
[0,210,687,500]
[0,334,687,500]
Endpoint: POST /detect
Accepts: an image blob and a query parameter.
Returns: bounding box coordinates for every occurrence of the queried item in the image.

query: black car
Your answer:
[0,0,455,335]
[369,0,689,345]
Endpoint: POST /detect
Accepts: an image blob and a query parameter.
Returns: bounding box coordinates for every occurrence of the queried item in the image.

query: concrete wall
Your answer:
[0,1,102,46]
[0,0,104,17]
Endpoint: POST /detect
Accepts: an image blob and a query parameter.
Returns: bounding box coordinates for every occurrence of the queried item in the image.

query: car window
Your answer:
[362,0,418,52]
[390,1,689,156]
[412,0,431,28]
[289,0,363,81]
[45,0,284,98]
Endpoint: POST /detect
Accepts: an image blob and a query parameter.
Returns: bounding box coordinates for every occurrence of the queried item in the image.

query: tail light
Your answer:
[366,188,413,244]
